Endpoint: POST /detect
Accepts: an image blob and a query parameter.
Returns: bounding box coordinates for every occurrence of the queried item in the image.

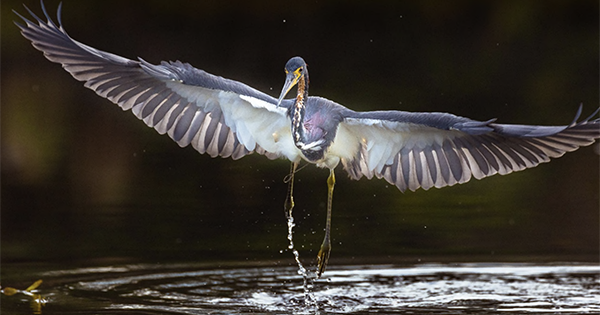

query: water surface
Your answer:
[2,262,598,314]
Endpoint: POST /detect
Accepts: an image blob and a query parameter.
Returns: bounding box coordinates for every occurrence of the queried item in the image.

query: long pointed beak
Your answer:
[277,74,298,106]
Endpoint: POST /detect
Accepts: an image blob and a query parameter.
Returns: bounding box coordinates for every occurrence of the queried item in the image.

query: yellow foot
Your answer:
[316,242,331,278]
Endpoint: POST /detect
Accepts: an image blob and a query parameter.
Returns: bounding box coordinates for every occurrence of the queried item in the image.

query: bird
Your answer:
[15,2,600,278]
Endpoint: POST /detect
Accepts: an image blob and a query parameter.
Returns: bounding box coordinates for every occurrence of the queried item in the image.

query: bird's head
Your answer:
[277,56,308,106]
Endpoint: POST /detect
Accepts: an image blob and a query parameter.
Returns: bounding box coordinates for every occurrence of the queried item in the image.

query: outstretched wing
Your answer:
[14,3,297,161]
[339,107,600,192]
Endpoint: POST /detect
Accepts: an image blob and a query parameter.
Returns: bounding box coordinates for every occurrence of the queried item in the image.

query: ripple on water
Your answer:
[7,263,597,314]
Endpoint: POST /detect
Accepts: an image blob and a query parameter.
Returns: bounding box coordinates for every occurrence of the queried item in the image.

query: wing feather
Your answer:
[340,108,599,192]
[16,2,599,193]
[422,148,438,187]
[15,3,298,162]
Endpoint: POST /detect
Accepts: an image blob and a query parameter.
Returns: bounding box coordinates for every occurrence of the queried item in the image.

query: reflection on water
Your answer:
[2,263,598,314]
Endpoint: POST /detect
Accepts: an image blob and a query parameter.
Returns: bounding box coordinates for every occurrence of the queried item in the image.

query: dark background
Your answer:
[2,0,598,268]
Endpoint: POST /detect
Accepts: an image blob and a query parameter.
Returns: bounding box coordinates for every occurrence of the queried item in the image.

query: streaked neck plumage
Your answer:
[291,71,309,146]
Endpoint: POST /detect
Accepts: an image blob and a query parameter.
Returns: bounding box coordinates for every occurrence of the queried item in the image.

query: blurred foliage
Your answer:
[1,0,598,267]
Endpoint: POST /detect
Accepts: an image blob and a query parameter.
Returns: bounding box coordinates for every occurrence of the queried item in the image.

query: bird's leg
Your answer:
[284,162,298,220]
[317,168,335,278]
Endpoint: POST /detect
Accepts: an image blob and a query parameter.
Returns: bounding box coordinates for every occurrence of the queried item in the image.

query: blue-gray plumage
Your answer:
[14,2,600,277]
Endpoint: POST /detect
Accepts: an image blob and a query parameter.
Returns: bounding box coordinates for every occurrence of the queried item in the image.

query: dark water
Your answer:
[2,262,598,314]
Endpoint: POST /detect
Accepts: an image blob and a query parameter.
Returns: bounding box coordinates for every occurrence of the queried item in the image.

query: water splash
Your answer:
[285,209,318,309]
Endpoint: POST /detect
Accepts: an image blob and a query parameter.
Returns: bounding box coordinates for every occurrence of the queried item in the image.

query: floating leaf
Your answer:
[25,280,43,292]
[2,287,19,296]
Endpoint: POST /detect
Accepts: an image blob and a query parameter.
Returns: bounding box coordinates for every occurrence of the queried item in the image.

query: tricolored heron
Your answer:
[15,3,600,277]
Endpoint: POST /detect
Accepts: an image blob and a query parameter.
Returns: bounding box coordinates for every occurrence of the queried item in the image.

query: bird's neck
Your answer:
[296,72,309,106]
[291,74,309,144]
